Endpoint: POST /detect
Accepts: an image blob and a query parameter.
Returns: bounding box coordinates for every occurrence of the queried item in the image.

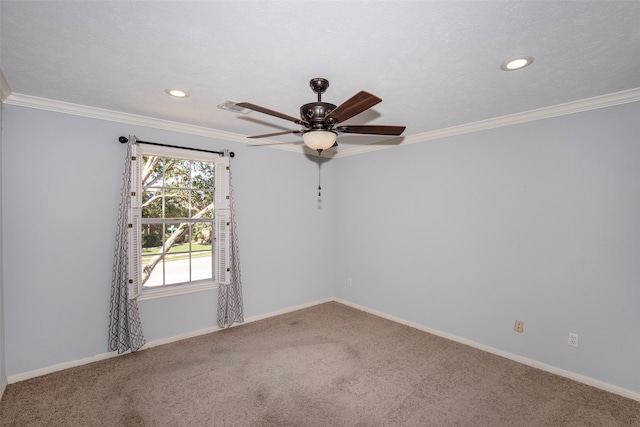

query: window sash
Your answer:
[128,143,229,299]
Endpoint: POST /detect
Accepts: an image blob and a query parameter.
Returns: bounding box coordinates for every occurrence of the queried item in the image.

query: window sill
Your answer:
[138,281,219,301]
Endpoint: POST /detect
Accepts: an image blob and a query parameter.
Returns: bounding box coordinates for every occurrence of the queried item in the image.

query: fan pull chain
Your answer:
[318,163,322,197]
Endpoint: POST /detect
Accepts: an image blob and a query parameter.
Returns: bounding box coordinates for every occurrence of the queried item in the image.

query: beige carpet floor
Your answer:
[1,302,639,426]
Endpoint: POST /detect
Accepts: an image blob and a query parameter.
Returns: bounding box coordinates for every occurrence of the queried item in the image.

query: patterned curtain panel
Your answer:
[217,158,244,328]
[108,137,146,353]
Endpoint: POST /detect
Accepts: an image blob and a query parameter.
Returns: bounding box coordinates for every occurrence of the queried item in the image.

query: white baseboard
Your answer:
[6,296,638,403]
[0,376,7,401]
[7,349,125,384]
[6,297,334,385]
[132,297,335,351]
[334,298,640,403]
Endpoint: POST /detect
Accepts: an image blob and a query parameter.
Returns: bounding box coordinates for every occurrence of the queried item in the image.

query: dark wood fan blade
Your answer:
[325,91,382,123]
[336,125,406,135]
[248,130,303,139]
[235,102,309,126]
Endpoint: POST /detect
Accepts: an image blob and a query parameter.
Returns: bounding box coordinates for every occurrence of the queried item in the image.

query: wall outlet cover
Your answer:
[514,320,524,333]
[568,333,579,347]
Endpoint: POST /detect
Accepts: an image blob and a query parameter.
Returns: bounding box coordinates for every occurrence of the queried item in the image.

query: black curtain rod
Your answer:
[118,136,234,157]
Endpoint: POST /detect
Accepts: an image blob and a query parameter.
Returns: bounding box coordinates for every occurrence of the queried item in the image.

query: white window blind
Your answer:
[213,156,231,285]
[128,144,143,299]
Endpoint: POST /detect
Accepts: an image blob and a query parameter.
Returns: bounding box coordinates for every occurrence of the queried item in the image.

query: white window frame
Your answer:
[128,143,230,301]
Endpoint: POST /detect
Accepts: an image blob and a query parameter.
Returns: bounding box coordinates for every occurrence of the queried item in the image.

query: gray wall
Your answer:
[0,97,5,388]
[1,105,335,375]
[0,2,7,389]
[1,100,639,395]
[333,101,640,393]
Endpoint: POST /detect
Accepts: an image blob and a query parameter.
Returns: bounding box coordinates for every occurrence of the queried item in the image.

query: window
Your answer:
[128,143,230,300]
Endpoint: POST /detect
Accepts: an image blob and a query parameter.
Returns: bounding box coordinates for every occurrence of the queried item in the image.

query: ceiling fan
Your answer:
[236,78,406,155]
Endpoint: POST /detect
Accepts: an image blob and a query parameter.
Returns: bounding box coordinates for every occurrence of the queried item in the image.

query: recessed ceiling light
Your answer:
[500,56,534,71]
[165,88,190,98]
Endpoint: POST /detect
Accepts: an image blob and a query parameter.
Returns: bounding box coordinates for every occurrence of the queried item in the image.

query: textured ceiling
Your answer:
[1,1,639,155]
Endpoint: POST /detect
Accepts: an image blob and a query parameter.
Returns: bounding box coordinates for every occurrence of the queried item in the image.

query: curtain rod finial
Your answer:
[119,136,128,144]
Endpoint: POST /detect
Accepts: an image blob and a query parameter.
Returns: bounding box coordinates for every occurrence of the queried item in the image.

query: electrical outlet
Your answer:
[514,320,524,333]
[568,333,579,347]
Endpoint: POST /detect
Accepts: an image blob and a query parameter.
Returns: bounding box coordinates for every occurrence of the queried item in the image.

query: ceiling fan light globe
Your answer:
[302,130,337,151]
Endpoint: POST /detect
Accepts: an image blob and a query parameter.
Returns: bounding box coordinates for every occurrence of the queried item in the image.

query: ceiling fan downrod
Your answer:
[309,77,329,102]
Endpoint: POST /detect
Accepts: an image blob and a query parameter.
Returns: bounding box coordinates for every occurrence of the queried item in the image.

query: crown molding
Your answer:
[3,92,333,157]
[333,87,640,158]
[0,68,12,102]
[4,92,255,144]
[5,87,639,158]
[4,92,326,156]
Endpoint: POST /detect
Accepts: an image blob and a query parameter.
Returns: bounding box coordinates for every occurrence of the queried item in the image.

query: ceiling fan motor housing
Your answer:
[300,102,337,129]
